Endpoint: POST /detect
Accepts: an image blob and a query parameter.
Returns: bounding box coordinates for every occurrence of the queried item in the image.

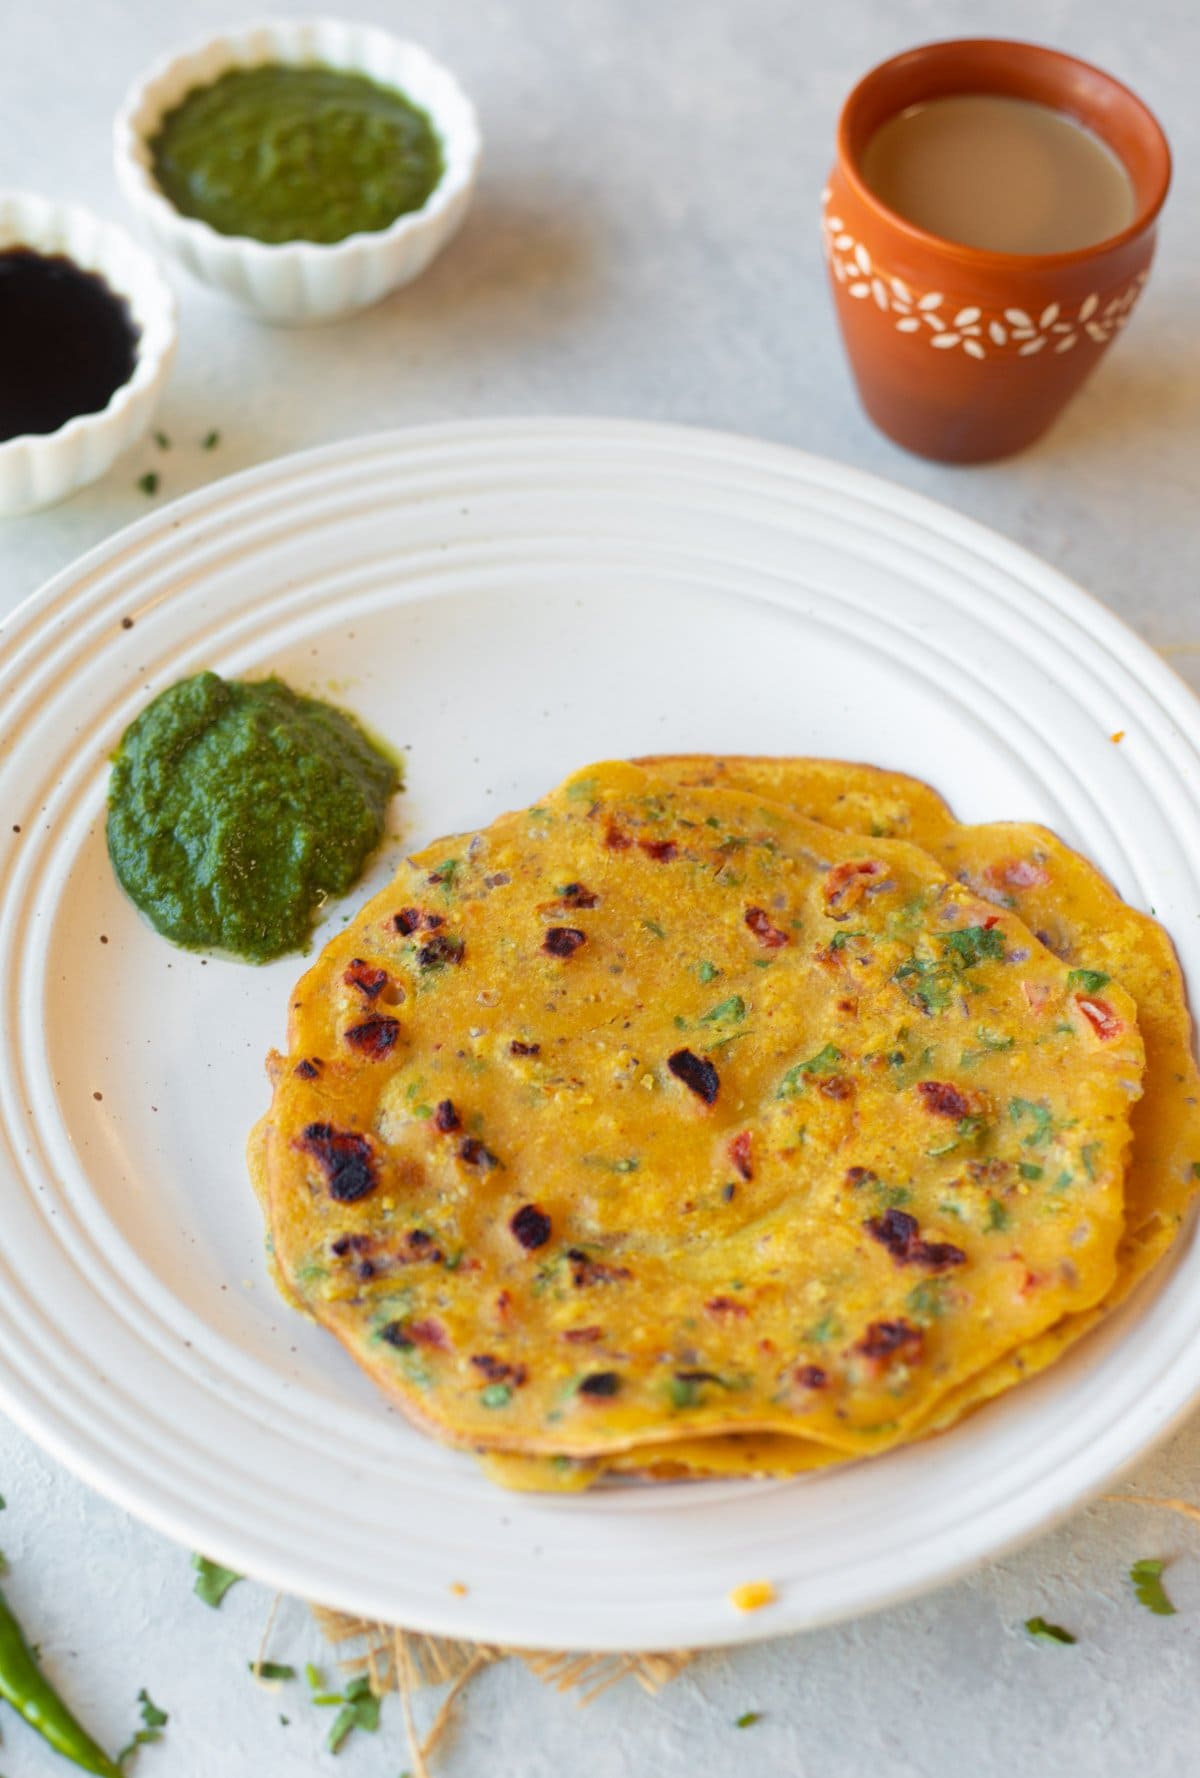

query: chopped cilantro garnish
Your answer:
[829,930,865,952]
[895,927,1005,1012]
[942,925,1005,966]
[153,430,170,450]
[961,1027,1016,1065]
[907,1279,949,1322]
[1192,1161,1200,1181]
[892,955,956,1014]
[326,1676,381,1754]
[778,1044,843,1096]
[1017,1162,1043,1181]
[735,1711,762,1728]
[701,995,746,1025]
[250,1661,296,1681]
[566,777,599,801]
[673,1014,687,1030]
[985,1199,1011,1233]
[1129,1558,1176,1616]
[202,429,220,449]
[1009,1097,1054,1147]
[137,471,159,496]
[1067,968,1110,994]
[480,1383,512,1407]
[877,1182,913,1208]
[192,1554,242,1608]
[697,960,718,983]
[1081,1142,1101,1181]
[642,919,666,939]
[804,1311,842,1344]
[752,958,773,969]
[1024,1616,1076,1645]
[430,857,460,891]
[117,1687,169,1763]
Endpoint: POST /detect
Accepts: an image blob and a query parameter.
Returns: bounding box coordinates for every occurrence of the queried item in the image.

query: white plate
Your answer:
[2,419,1200,1653]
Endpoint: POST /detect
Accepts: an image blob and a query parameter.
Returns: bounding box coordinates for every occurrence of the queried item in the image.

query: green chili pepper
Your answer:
[0,1585,122,1775]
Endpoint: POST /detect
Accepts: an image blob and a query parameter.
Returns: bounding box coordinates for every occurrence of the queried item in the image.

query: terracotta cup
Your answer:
[823,39,1171,462]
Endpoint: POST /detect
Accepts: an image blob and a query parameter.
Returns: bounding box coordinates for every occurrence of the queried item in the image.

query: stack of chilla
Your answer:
[249,757,1199,1491]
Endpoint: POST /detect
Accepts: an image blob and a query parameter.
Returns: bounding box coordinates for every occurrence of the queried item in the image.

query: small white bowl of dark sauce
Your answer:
[0,192,177,516]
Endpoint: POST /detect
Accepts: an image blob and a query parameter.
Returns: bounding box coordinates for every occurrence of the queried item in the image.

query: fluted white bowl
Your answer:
[114,17,482,326]
[0,192,177,517]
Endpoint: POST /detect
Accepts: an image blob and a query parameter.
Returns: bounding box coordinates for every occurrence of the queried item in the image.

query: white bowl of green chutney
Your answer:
[114,17,482,325]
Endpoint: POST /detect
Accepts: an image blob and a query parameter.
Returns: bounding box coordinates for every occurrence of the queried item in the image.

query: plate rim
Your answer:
[2,415,1199,1651]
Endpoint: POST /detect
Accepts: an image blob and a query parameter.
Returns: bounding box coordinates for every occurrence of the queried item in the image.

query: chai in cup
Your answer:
[859,95,1136,256]
[823,40,1171,462]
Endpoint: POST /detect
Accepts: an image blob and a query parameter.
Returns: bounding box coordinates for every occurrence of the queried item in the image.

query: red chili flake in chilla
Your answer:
[794,1364,828,1389]
[543,926,587,958]
[729,1131,753,1180]
[818,1075,855,1101]
[510,1204,552,1249]
[293,1057,322,1080]
[917,1080,973,1118]
[1076,995,1124,1040]
[706,1295,749,1318]
[558,882,600,907]
[744,906,789,948]
[459,1136,500,1170]
[416,933,464,970]
[987,857,1049,889]
[433,1099,461,1133]
[296,1123,378,1203]
[856,1318,924,1362]
[568,1249,632,1286]
[407,1318,450,1350]
[344,1014,400,1059]
[510,1040,541,1057]
[577,1371,621,1397]
[393,907,443,935]
[668,1048,719,1104]
[864,1208,966,1272]
[563,1324,605,1343]
[604,825,632,850]
[470,1353,527,1385]
[822,859,886,915]
[639,838,678,862]
[343,958,390,999]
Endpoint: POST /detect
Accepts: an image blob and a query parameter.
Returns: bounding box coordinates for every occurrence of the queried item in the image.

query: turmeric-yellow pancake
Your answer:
[640,754,1200,1290]
[254,761,1143,1463]
[601,756,1200,1472]
[478,1434,843,1492]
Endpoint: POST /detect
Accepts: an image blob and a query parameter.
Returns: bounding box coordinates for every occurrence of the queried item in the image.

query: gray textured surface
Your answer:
[2,1,1200,1773]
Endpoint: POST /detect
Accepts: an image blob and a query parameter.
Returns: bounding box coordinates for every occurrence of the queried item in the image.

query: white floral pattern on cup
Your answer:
[819,193,1148,361]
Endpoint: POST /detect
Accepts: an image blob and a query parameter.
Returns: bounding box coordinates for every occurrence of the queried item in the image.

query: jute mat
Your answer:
[303,1605,695,1776]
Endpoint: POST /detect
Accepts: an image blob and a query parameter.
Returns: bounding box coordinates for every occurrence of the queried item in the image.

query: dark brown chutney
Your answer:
[0,250,138,442]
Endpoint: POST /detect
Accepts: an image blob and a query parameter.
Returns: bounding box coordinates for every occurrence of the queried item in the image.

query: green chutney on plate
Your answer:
[106,672,400,963]
[148,64,444,245]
